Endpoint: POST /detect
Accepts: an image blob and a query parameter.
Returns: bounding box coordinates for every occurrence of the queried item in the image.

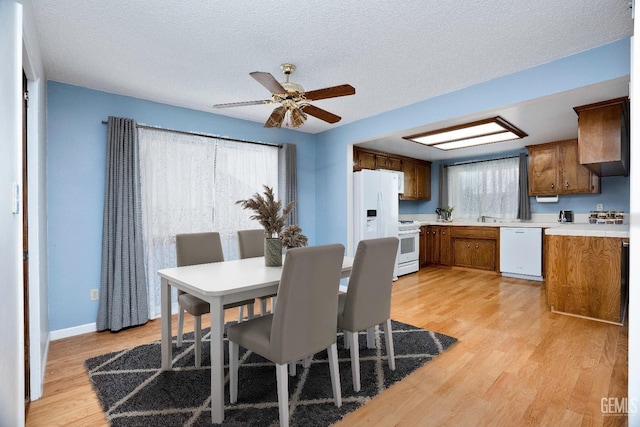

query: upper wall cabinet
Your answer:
[375,154,402,171]
[401,160,431,200]
[353,149,376,170]
[573,97,630,177]
[527,139,600,196]
[353,146,432,200]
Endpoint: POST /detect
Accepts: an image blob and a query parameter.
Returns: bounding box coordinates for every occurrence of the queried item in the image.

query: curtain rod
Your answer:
[101,120,282,148]
[444,154,525,168]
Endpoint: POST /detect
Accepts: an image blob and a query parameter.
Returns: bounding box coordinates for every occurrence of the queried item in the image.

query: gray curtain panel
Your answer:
[97,116,149,331]
[517,153,532,220]
[278,143,298,227]
[438,164,449,209]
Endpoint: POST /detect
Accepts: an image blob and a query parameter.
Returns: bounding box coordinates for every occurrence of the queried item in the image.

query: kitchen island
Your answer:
[544,224,629,325]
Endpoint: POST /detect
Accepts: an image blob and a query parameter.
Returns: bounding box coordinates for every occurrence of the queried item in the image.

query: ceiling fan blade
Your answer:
[301,104,342,124]
[250,71,287,94]
[264,106,286,128]
[213,99,272,108]
[304,84,355,101]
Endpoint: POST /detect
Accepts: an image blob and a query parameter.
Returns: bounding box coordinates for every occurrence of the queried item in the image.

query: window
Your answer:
[447,157,519,220]
[138,127,279,318]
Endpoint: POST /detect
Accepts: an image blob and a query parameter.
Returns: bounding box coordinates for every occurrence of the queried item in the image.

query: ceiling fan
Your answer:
[213,63,356,129]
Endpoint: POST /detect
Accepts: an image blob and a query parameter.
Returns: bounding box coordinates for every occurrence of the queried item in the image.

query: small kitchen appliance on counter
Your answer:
[558,210,573,223]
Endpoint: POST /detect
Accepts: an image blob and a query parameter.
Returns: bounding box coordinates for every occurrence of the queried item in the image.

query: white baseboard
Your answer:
[50,322,97,341]
[49,302,182,340]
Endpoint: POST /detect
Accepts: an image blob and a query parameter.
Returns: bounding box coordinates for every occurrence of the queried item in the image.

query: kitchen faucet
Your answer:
[477,215,498,223]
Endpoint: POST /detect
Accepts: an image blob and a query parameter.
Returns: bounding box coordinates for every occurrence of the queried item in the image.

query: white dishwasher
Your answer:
[499,227,543,281]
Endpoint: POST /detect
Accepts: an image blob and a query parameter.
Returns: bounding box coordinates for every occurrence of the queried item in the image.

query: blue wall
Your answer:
[47,38,631,332]
[46,82,316,330]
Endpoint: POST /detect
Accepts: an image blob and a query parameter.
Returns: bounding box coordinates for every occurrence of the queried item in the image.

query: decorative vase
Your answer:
[264,238,282,267]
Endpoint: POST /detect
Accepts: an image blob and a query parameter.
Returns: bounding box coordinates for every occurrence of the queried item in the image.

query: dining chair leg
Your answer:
[303,356,311,368]
[260,298,268,315]
[384,318,396,371]
[348,330,361,392]
[366,327,376,349]
[328,343,342,407]
[271,297,276,313]
[343,331,351,350]
[289,361,296,376]
[229,341,239,404]
[276,363,290,427]
[247,303,254,319]
[177,308,185,347]
[194,315,202,368]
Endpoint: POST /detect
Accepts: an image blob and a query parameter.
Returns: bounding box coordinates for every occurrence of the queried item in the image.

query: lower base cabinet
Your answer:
[421,225,498,272]
[453,239,496,271]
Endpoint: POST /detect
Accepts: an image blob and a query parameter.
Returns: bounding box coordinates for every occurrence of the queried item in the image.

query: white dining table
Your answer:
[158,255,354,424]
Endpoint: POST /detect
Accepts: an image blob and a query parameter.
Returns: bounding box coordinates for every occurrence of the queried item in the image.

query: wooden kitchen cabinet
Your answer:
[375,154,402,171]
[400,160,431,200]
[527,139,600,196]
[453,239,496,271]
[424,225,501,270]
[423,225,451,266]
[546,235,626,324]
[353,147,402,172]
[353,148,376,171]
[439,226,451,265]
[415,162,430,199]
[574,97,630,177]
[450,226,499,272]
[419,226,428,267]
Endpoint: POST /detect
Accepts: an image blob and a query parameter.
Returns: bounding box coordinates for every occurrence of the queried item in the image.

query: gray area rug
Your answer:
[85,320,457,426]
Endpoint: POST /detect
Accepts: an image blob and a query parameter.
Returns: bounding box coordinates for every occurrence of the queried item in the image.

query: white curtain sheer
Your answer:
[447,157,519,220]
[138,128,278,319]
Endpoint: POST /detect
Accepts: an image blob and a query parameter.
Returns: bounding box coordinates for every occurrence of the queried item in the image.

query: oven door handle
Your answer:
[398,229,420,236]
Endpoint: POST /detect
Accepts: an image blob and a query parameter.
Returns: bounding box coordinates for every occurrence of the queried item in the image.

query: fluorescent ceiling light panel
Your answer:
[403,117,527,150]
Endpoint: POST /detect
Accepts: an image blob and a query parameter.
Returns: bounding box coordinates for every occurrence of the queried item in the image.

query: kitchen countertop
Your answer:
[403,214,630,238]
[416,220,561,228]
[544,223,630,238]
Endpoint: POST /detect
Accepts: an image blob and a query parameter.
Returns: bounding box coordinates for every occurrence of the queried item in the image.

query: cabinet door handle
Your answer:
[467,244,470,248]
[551,183,555,189]
[565,182,570,188]
[476,244,479,249]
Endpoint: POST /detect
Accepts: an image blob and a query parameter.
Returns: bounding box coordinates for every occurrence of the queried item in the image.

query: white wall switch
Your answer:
[596,203,604,211]
[90,289,99,301]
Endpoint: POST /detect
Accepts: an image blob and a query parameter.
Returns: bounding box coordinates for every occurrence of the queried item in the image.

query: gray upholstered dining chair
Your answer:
[237,229,277,314]
[175,232,255,368]
[228,243,345,427]
[338,237,399,392]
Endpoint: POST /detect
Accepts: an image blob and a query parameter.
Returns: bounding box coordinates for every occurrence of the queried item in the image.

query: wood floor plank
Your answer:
[26,267,627,426]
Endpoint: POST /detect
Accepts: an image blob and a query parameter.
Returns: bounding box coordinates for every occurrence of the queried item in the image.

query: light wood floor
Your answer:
[26,266,628,426]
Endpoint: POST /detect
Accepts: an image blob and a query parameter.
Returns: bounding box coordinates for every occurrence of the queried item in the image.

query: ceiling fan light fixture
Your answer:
[403,117,527,150]
[290,107,307,128]
[266,106,286,128]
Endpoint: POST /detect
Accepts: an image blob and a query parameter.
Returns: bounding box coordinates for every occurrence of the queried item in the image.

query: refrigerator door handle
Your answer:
[377,189,384,238]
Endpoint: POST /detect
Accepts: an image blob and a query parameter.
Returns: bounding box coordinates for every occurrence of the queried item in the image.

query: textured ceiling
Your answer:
[32,0,632,146]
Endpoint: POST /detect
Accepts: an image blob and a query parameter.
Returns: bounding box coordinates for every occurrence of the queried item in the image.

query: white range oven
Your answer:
[397,220,421,276]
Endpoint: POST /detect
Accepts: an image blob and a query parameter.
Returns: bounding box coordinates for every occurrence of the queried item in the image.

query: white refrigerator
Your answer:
[353,169,399,278]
